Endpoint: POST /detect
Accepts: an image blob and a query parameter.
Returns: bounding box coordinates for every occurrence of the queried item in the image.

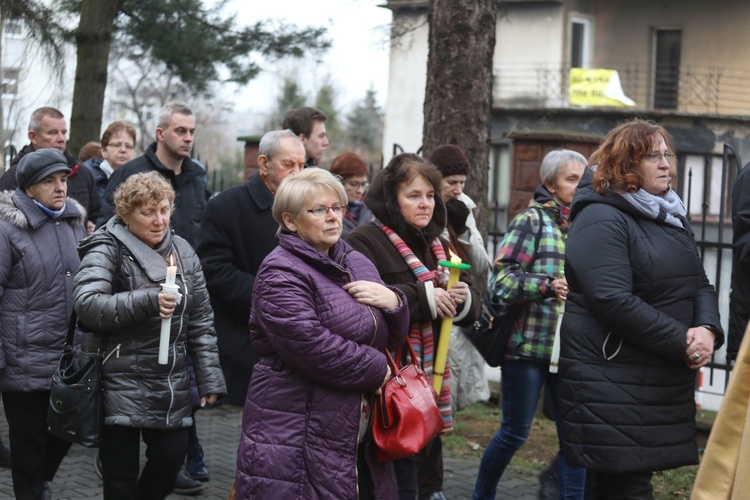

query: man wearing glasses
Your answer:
[0,106,101,234]
[195,129,306,408]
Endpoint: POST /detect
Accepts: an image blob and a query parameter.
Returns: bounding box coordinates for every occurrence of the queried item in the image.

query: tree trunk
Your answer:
[422,0,496,290]
[68,0,120,160]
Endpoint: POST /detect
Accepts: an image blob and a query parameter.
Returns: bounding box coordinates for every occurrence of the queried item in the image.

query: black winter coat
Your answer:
[348,164,481,334]
[559,169,724,474]
[96,143,208,246]
[194,173,278,406]
[2,144,101,223]
[728,161,750,360]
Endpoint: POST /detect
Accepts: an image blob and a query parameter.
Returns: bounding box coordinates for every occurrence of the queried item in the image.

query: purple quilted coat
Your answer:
[235,230,409,499]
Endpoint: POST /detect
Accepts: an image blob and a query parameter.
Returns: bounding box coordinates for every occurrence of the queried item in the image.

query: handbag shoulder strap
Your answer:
[529,206,545,262]
[66,236,125,348]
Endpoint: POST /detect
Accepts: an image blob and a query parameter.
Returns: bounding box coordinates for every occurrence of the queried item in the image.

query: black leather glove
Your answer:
[446,198,470,235]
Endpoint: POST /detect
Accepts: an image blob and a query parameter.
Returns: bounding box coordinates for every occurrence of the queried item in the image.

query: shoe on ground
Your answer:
[419,492,447,500]
[0,438,10,468]
[173,471,204,496]
[94,449,103,480]
[185,442,209,481]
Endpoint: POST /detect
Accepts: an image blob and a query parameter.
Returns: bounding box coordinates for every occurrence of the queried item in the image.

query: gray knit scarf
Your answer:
[620,188,687,228]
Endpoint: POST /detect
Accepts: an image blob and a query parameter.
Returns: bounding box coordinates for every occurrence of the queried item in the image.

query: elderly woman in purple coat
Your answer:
[234,168,409,499]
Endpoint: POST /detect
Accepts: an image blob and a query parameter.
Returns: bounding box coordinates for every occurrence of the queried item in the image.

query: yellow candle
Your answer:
[433,251,471,394]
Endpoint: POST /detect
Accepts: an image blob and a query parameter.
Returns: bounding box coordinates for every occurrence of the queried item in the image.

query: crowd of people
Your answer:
[0,102,734,500]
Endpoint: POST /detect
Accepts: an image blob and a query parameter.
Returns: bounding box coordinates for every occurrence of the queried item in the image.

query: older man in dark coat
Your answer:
[195,130,305,406]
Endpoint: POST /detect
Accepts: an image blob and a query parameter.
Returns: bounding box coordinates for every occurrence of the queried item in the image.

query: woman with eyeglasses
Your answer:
[558,118,724,499]
[330,152,374,238]
[234,168,409,499]
[347,153,481,500]
[82,121,137,199]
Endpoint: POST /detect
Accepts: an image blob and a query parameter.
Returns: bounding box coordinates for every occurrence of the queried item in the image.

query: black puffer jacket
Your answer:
[74,217,226,429]
[559,169,723,474]
[728,161,750,361]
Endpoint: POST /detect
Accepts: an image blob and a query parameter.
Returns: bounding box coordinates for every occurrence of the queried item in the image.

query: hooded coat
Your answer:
[559,169,724,474]
[73,217,225,429]
[235,231,409,499]
[347,161,481,336]
[0,190,86,392]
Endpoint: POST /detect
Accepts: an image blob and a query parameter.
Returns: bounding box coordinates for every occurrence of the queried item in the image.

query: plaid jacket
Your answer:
[491,200,566,362]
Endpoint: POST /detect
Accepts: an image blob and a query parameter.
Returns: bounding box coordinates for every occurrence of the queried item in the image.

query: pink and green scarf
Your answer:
[375,219,453,429]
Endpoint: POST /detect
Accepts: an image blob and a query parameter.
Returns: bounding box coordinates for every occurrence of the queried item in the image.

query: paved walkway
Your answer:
[0,404,539,499]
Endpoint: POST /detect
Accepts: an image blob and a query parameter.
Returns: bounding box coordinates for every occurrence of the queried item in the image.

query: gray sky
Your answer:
[227,0,392,115]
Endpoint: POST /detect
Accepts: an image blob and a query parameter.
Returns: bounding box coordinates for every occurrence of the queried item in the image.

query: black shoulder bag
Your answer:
[47,238,125,448]
[464,208,544,367]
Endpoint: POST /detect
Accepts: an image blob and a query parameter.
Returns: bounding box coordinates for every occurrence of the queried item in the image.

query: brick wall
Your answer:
[506,132,601,223]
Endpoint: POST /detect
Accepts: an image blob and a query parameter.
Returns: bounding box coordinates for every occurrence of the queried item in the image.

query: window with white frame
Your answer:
[569,14,593,69]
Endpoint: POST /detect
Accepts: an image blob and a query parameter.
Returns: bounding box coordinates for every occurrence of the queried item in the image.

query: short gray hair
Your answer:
[259,129,304,161]
[156,102,194,130]
[272,167,347,235]
[28,107,64,132]
[539,149,588,184]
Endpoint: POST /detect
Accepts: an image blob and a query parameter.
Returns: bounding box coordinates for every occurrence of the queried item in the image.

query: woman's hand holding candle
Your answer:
[158,291,178,320]
[434,288,457,319]
[448,281,469,306]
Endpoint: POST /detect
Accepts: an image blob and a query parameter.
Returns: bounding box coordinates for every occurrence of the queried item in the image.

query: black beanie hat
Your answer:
[428,144,470,177]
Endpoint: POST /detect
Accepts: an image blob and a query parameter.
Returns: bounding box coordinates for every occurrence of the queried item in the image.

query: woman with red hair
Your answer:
[558,119,723,499]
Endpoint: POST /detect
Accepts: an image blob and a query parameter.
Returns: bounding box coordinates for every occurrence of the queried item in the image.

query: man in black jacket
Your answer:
[96,102,207,247]
[195,130,306,407]
[1,106,101,233]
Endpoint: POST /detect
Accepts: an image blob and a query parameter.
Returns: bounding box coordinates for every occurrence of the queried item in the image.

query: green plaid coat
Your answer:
[490,194,567,362]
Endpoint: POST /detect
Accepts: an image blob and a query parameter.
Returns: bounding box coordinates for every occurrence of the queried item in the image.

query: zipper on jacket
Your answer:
[367,306,378,347]
[354,434,360,500]
[165,244,187,427]
[115,344,121,359]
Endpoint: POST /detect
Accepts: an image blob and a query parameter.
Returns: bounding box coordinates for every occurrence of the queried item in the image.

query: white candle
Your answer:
[158,255,177,365]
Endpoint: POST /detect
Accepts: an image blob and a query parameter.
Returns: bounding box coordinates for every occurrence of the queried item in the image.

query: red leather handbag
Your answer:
[371,338,445,462]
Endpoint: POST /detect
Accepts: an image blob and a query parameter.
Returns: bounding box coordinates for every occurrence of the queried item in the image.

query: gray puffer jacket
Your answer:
[0,190,86,392]
[74,217,226,429]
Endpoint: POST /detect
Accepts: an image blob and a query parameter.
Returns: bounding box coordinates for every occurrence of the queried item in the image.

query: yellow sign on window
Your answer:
[569,68,636,107]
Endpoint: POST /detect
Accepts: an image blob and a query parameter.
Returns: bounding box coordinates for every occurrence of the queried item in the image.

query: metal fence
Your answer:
[493,63,750,116]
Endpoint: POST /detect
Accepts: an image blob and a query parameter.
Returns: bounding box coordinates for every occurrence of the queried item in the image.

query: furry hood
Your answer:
[0,189,86,230]
[364,154,447,245]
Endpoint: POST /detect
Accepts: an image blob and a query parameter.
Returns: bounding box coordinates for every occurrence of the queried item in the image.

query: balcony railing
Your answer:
[493,63,750,116]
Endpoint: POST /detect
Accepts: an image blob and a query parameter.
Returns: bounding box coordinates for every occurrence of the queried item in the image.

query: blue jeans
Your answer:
[472,360,585,500]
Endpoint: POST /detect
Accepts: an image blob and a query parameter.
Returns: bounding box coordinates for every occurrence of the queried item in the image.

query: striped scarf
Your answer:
[375,219,453,429]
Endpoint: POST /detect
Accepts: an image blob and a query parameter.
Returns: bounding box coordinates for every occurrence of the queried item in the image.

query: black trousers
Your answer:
[2,390,72,500]
[100,424,189,500]
[592,471,654,500]
[394,436,443,500]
